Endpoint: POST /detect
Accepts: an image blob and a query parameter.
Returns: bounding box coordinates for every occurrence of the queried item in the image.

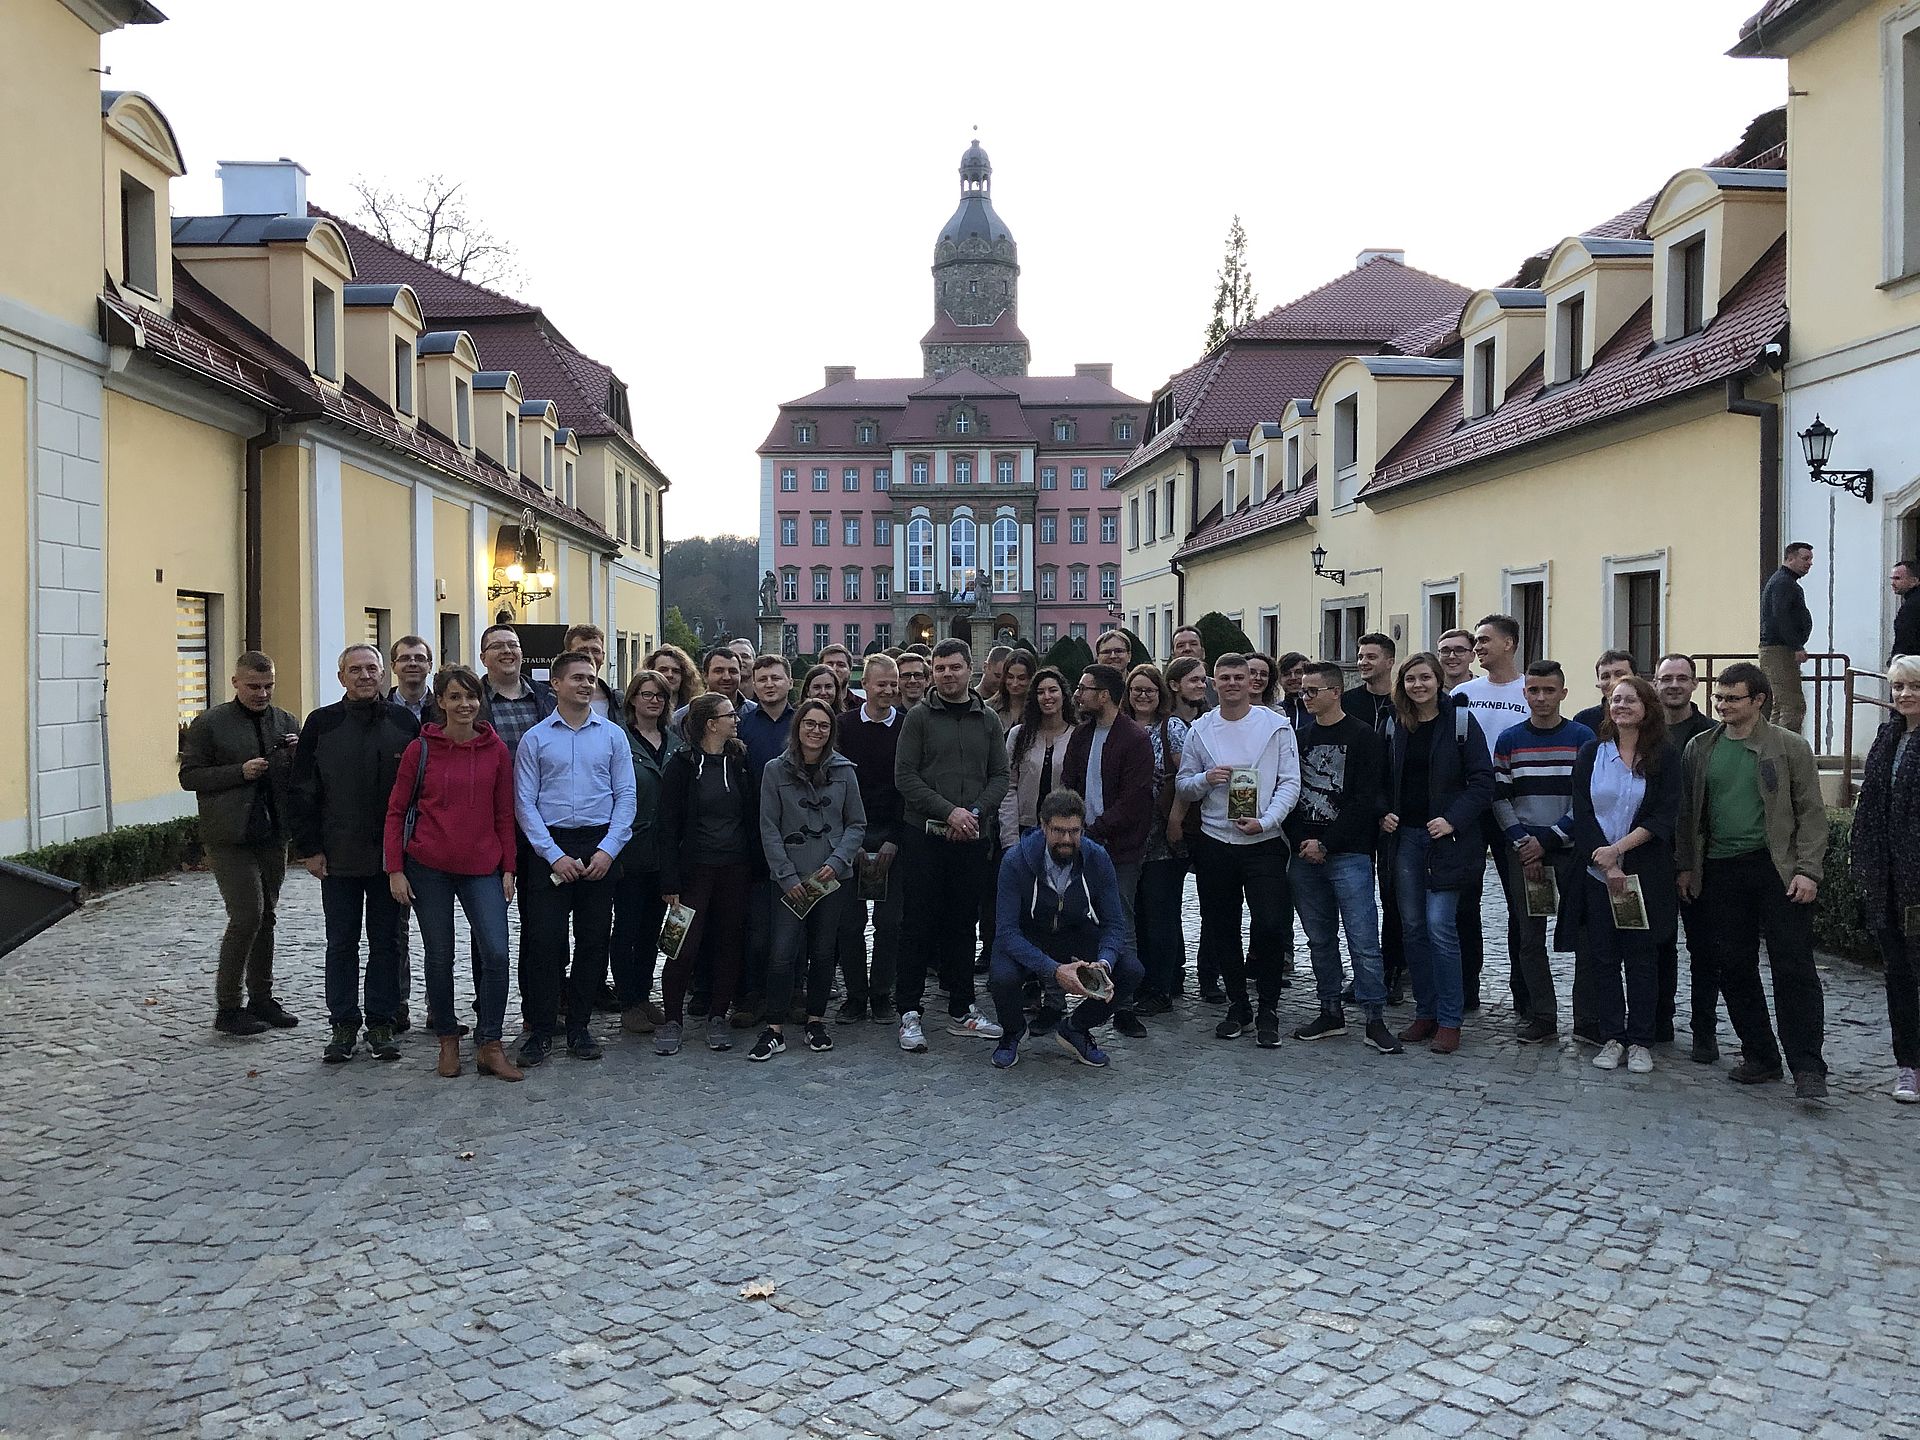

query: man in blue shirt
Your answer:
[513,649,637,1065]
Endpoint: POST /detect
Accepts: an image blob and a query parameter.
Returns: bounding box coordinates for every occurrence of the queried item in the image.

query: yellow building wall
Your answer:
[258,443,311,714]
[0,0,101,332]
[1182,404,1762,670]
[0,372,30,829]
[432,496,471,664]
[565,547,591,625]
[103,392,245,811]
[338,463,411,648]
[614,575,661,652]
[1786,6,1920,358]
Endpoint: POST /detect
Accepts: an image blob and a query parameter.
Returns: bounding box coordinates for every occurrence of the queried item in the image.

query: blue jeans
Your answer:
[406,861,511,1044]
[1291,850,1386,1019]
[1394,829,1464,1027]
[320,873,402,1030]
[987,926,1145,1039]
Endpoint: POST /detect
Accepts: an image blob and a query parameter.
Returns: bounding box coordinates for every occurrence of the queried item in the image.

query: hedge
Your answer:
[1814,808,1877,966]
[8,817,202,896]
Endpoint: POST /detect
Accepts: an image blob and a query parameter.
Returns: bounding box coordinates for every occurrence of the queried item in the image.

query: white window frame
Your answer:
[1259,605,1280,657]
[1420,575,1462,651]
[1886,6,1920,282]
[1601,550,1667,669]
[780,467,797,492]
[1319,598,1367,664]
[1501,562,1553,666]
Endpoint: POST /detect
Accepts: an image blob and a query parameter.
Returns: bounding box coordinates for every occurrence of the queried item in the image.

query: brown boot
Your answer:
[1399,1017,1438,1043]
[475,1040,523,1082]
[1429,1026,1461,1055]
[437,1036,462,1078]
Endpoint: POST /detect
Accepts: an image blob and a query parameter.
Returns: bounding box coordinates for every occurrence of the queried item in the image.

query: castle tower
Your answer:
[922,139,1031,378]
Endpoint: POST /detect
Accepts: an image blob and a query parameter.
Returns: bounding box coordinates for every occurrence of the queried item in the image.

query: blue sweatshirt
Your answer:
[993,827,1126,980]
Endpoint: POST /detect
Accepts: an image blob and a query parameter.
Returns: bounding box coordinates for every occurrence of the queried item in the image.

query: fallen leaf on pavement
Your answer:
[457,1151,476,1161]
[740,1280,776,1299]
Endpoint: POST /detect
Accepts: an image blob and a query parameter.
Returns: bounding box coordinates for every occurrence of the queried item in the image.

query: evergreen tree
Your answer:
[1203,215,1259,352]
[1193,611,1255,665]
[661,605,701,656]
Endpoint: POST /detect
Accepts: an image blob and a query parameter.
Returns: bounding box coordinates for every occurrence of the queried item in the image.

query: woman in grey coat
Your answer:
[755,697,867,1060]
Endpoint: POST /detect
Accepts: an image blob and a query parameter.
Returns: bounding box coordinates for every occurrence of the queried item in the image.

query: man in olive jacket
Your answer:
[891,638,1010,1049]
[179,651,301,1037]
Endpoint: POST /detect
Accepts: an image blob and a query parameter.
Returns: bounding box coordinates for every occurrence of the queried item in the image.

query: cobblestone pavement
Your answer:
[1,867,1915,1439]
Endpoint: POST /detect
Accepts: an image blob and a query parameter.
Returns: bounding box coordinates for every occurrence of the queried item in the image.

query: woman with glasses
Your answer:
[1126,664,1190,1011]
[998,667,1077,846]
[656,691,757,1055]
[1851,653,1920,1102]
[753,698,867,1061]
[610,668,684,1037]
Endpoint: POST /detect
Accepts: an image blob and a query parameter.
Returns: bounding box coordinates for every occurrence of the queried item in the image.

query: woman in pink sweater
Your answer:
[384,665,520,1081]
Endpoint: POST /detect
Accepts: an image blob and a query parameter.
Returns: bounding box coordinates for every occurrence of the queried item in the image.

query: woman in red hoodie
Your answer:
[385,665,521,1081]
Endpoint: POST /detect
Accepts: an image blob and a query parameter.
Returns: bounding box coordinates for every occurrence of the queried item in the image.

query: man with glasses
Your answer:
[1676,662,1830,1099]
[1095,630,1135,671]
[1435,630,1475,692]
[478,624,555,754]
[388,635,441,724]
[896,652,930,709]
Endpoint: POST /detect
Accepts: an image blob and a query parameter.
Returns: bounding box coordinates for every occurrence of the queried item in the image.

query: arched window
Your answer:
[991,518,1020,594]
[949,516,978,593]
[906,518,934,594]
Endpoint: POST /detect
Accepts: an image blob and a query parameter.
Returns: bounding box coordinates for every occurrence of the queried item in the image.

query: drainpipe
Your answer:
[243,416,281,652]
[1725,369,1780,594]
[1177,453,1200,624]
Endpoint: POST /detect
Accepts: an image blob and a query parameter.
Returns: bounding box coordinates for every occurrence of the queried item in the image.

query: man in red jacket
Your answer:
[1063,663,1156,1038]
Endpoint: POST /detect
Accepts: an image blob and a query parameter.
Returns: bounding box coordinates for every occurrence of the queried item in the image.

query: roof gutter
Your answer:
[1725,365,1781,595]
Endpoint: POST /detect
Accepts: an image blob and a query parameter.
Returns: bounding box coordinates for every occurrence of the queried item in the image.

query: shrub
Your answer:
[1042,635,1096,687]
[1815,808,1878,966]
[1194,611,1255,665]
[10,817,203,896]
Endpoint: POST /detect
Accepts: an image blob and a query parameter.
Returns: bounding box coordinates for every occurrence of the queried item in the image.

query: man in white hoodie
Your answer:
[1175,652,1302,1049]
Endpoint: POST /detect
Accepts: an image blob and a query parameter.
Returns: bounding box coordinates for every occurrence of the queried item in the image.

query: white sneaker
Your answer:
[1627,1044,1654,1074]
[898,1011,928,1053]
[947,1006,1004,1040]
[1592,1040,1625,1071]
[1895,1066,1919,1103]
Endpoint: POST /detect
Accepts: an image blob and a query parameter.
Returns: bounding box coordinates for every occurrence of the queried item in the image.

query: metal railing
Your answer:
[1684,651,1851,757]
[1842,667,1893,807]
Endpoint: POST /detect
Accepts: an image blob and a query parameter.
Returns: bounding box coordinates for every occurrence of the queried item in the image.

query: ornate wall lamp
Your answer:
[490,507,556,607]
[1310,543,1347,586]
[1797,415,1873,503]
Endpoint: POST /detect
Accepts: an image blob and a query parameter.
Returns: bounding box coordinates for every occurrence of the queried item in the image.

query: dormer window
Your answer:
[794,422,815,445]
[1115,419,1134,442]
[311,280,337,382]
[1053,419,1075,442]
[954,411,972,435]
[504,415,518,473]
[564,459,575,507]
[1552,294,1586,383]
[858,420,876,445]
[1671,236,1707,338]
[1332,396,1359,473]
[455,378,472,449]
[542,436,554,492]
[1284,435,1301,490]
[1224,466,1238,514]
[1470,338,1496,418]
[119,174,157,295]
[394,339,413,416]
[1252,454,1266,502]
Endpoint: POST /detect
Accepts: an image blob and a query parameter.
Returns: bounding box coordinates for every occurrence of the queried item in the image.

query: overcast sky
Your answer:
[104,1,1784,542]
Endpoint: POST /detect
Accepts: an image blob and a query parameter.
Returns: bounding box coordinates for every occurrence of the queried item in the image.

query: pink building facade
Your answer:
[758,142,1139,656]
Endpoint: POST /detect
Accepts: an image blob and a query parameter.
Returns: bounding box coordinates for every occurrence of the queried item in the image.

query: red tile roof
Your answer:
[310,208,534,320]
[1729,0,1834,55]
[1369,238,1786,495]
[1234,258,1472,343]
[1173,473,1318,564]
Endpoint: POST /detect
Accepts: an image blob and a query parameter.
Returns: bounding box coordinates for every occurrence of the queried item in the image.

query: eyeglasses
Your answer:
[1712,692,1754,705]
[1437,647,1470,658]
[483,641,521,654]
[636,690,667,703]
[1299,685,1330,698]
[798,719,832,732]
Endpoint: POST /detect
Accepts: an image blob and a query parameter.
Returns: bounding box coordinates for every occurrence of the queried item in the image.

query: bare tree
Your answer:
[348,175,526,291]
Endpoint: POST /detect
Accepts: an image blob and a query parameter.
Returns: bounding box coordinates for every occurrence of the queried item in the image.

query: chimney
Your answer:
[1074,363,1113,385]
[823,365,855,386]
[1356,248,1406,268]
[217,158,310,218]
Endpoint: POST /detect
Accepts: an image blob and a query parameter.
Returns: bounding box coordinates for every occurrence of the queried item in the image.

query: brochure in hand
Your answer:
[1227,768,1261,821]
[1608,873,1651,931]
[856,853,889,902]
[782,874,841,919]
[1074,962,1114,1002]
[1524,869,1560,918]
[658,902,696,961]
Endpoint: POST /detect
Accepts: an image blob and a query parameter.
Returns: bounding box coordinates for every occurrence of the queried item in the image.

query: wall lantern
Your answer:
[1310,543,1347,587]
[490,507,556,607]
[1797,415,1873,503]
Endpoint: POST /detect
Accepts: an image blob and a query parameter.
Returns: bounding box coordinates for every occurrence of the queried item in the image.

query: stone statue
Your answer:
[758,570,778,616]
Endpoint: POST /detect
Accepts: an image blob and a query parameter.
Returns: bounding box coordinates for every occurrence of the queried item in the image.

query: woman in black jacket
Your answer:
[655,691,757,1056]
[1850,652,1920,1103]
[1381,652,1494,1054]
[1567,675,1681,1075]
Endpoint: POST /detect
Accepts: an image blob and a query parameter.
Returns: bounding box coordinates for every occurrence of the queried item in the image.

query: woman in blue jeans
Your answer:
[1381,652,1494,1054]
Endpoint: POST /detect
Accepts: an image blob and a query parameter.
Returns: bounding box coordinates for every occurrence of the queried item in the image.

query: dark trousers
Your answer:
[320,873,403,1030]
[1701,849,1827,1077]
[987,924,1144,1040]
[518,826,618,1038]
[1582,872,1660,1047]
[1379,865,1405,984]
[1136,858,1187,1000]
[663,861,751,1023]
[610,864,666,1008]
[1878,913,1920,1068]
[1189,832,1291,1011]
[1665,900,1715,1044]
[407,862,511,1044]
[1498,850,1561,1027]
[838,856,903,1006]
[896,828,988,1019]
[207,840,286,1010]
[768,886,849,1019]
[738,879,775,1012]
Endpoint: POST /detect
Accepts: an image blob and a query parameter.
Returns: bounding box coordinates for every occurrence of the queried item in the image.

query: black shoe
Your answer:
[805,1021,834,1053]
[365,1025,401,1062]
[1132,993,1170,1017]
[1689,1038,1720,1065]
[392,1005,411,1035]
[567,1030,603,1060]
[1214,1003,1252,1040]
[835,999,867,1024]
[1199,984,1228,1005]
[322,1023,356,1063]
[1294,1011,1347,1042]
[1793,1072,1829,1101]
[1728,1057,1784,1085]
[1515,1017,1558,1045]
[1363,1018,1404,1055]
[1255,1011,1281,1049]
[245,998,298,1030]
[214,1007,269,1037]
[1028,1006,1063,1038]
[517,1032,553,1068]
[748,1027,786,1062]
[1112,1011,1147,1040]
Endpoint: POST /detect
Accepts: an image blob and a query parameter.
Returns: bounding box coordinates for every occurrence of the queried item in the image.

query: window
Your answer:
[814,570,831,602]
[1252,455,1266,503]
[1260,609,1280,656]
[364,606,390,660]
[950,516,978,590]
[953,457,972,485]
[394,338,413,416]
[616,482,628,541]
[439,613,462,674]
[844,467,860,492]
[780,467,797,492]
[1145,610,1158,657]
[1164,480,1177,536]
[542,435,554,492]
[992,517,1019,593]
[844,570,860,602]
[1117,420,1134,442]
[1673,236,1707,338]
[505,412,518,472]
[1040,466,1057,490]
[1039,569,1057,601]
[1102,466,1118,487]
[1069,567,1088,601]
[1039,623,1058,648]
[1554,294,1586,383]
[858,421,876,444]
[455,378,472,448]
[1070,623,1088,641]
[875,466,890,491]
[812,517,830,545]
[635,480,646,550]
[1144,489,1157,541]
[1332,396,1359,473]
[906,518,934,593]
[1224,467,1238,514]
[1513,580,1546,666]
[311,280,337,381]
[1040,516,1057,544]
[794,423,814,445]
[1285,436,1301,490]
[175,591,211,727]
[911,458,929,485]
[1128,498,1140,549]
[1071,467,1088,490]
[1054,420,1074,442]
[1321,601,1367,663]
[566,460,576,509]
[844,517,861,546]
[1099,566,1117,601]
[875,568,892,601]
[997,457,1015,485]
[875,517,892,546]
[1470,338,1496,418]
[954,411,972,435]
[874,622,892,648]
[1624,573,1660,673]
[813,623,831,652]
[1100,513,1117,545]
[1424,582,1458,648]
[813,468,830,492]
[781,517,798,546]
[781,570,798,603]
[119,174,157,294]
[1070,515,1087,544]
[845,623,861,653]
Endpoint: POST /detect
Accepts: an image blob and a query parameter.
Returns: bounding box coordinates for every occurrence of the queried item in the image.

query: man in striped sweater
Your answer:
[1491,660,1594,1044]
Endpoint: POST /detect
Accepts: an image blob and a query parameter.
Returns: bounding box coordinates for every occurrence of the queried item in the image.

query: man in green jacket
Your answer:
[1675,661,1830,1099]
[178,651,301,1037]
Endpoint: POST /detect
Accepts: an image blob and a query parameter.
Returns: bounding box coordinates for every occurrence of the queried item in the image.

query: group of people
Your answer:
[177,550,1920,1104]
